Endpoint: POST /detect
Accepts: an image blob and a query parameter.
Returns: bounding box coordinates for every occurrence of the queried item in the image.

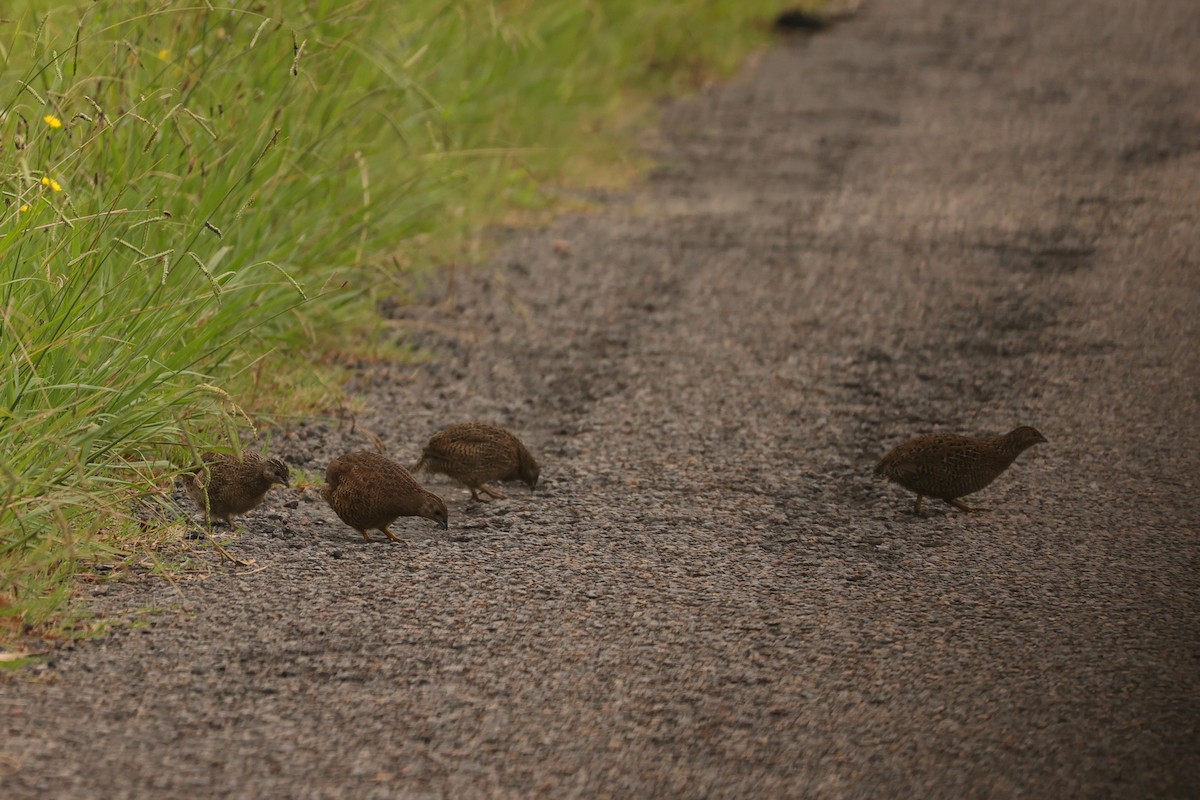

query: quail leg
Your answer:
[381,526,402,542]
[912,495,925,515]
[360,529,373,542]
[473,484,507,501]
[947,498,988,513]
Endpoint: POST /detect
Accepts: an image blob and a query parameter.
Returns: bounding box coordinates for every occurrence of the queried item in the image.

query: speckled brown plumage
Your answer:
[413,422,539,502]
[875,426,1047,514]
[322,451,449,542]
[186,452,290,527]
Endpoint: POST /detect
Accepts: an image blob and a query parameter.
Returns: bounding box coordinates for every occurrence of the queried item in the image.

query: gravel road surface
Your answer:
[4,0,1198,796]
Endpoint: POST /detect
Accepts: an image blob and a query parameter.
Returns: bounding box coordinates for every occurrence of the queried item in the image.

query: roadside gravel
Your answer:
[3,0,1198,796]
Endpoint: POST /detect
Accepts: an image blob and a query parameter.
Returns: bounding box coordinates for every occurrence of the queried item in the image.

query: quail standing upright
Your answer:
[186,451,290,528]
[413,422,539,502]
[322,451,449,542]
[874,426,1047,514]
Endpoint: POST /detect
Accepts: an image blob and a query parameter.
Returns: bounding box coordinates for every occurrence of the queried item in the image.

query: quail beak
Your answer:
[439,519,449,531]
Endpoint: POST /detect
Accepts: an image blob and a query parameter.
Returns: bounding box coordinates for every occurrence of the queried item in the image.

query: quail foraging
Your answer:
[186,452,290,528]
[413,422,539,502]
[322,451,449,542]
[874,426,1047,514]
[774,8,833,30]
[774,1,860,32]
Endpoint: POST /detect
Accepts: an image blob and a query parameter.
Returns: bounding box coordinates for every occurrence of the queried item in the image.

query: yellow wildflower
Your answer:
[20,204,30,212]
[43,114,63,129]
[41,176,63,193]
[157,49,169,60]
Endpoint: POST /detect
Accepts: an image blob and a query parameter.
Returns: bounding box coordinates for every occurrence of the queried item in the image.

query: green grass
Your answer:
[0,0,809,642]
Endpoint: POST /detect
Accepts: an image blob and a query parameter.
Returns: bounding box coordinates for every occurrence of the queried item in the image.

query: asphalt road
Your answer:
[3,0,1198,796]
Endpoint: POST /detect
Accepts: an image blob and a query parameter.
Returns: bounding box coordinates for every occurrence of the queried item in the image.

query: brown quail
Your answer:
[186,452,290,528]
[875,426,1047,514]
[413,422,539,502]
[322,451,449,542]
